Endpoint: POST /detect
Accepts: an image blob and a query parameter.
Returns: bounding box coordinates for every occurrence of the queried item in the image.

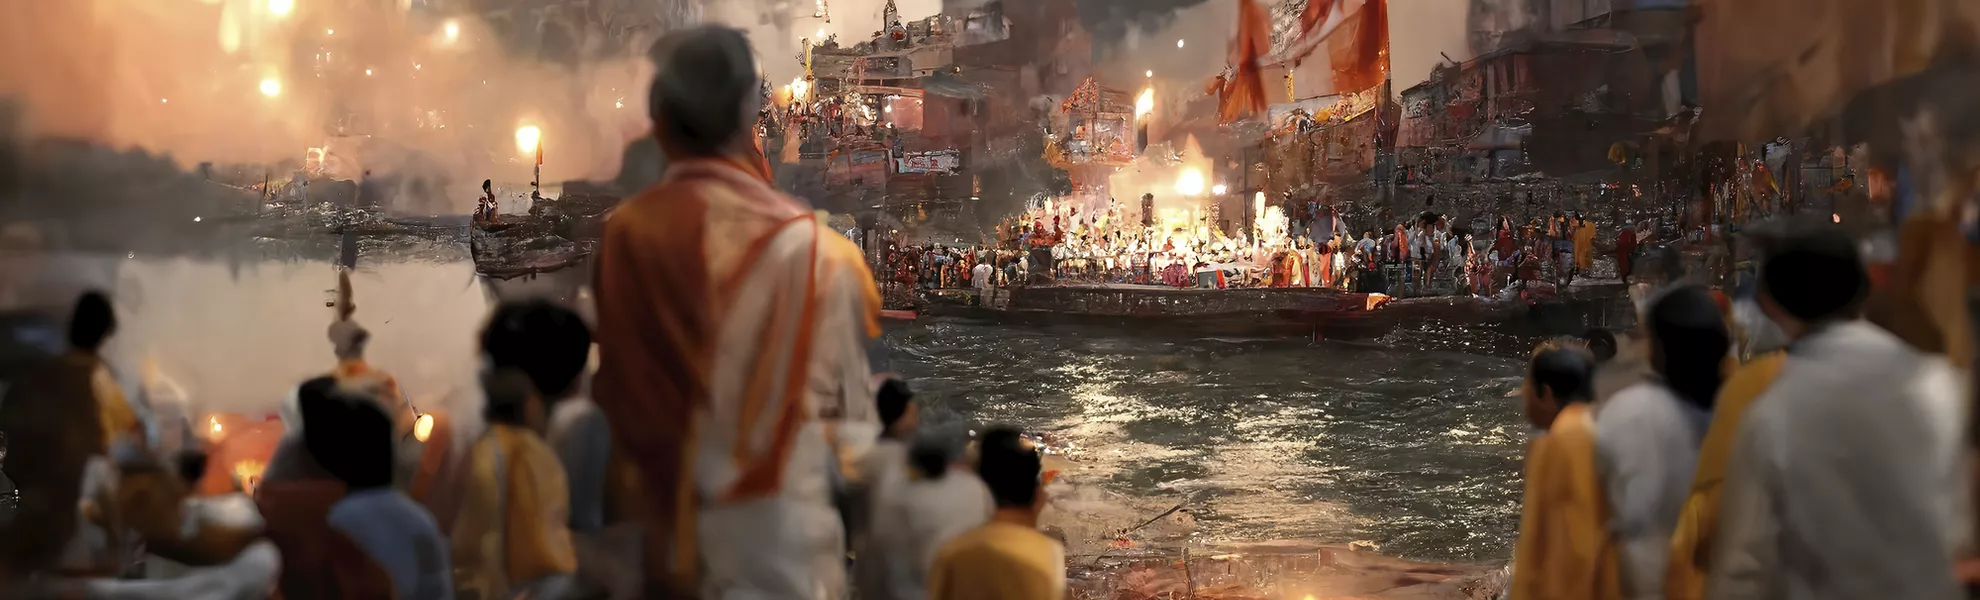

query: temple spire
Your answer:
[883,0,899,26]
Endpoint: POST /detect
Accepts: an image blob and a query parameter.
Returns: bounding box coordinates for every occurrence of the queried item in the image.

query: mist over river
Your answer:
[23,254,1529,563]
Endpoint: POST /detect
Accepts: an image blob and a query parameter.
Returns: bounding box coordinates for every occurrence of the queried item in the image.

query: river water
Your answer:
[22,253,1529,564]
[885,317,1530,563]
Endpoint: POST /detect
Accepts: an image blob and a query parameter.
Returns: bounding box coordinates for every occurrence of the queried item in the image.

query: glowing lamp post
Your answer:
[515,125,542,193]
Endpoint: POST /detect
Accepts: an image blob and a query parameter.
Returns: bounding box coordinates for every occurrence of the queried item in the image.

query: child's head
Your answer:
[482,368,546,432]
[1523,345,1594,429]
[480,300,593,403]
[876,377,918,439]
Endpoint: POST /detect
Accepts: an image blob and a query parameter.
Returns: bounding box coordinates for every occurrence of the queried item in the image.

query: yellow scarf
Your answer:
[1665,352,1787,600]
[450,425,577,598]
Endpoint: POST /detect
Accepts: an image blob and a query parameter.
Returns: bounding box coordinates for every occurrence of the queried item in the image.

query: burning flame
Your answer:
[209,416,223,438]
[267,0,293,18]
[413,413,435,443]
[258,77,282,97]
[442,20,461,44]
[234,459,266,494]
[1134,88,1154,119]
[1174,167,1206,196]
[790,78,811,101]
[514,125,541,156]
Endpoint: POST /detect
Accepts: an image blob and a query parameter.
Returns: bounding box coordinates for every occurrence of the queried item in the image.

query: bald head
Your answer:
[648,26,761,159]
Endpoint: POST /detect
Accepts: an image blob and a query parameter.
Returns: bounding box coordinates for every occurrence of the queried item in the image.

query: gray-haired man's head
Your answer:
[647,26,762,159]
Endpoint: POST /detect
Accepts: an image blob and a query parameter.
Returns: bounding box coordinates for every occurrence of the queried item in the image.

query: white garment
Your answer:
[694,217,879,600]
[853,441,993,600]
[1595,381,1708,600]
[971,264,993,293]
[1706,321,1964,600]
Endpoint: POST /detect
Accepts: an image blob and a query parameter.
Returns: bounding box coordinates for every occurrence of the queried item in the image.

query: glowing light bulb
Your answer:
[413,63,422,70]
[1176,39,1185,48]
[443,20,461,43]
[817,28,826,38]
[1212,184,1228,195]
[1145,70,1153,78]
[413,414,435,443]
[259,77,282,97]
[326,28,334,35]
[515,125,542,156]
[193,216,202,222]
[160,98,168,103]
[268,0,293,17]
[364,68,373,76]
[614,99,624,109]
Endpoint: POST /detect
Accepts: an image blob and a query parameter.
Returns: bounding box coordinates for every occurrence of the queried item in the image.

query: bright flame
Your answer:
[413,414,435,443]
[790,77,811,100]
[1145,70,1153,78]
[209,416,223,437]
[234,460,267,494]
[1833,213,1842,223]
[443,20,461,43]
[1176,39,1186,48]
[267,0,293,17]
[515,125,542,156]
[817,28,827,38]
[364,68,373,76]
[325,28,334,35]
[258,77,282,97]
[1212,184,1228,195]
[1174,167,1206,196]
[1134,88,1154,119]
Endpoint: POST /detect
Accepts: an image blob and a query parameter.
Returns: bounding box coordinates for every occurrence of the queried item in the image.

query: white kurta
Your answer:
[695,214,880,600]
[1706,321,1966,600]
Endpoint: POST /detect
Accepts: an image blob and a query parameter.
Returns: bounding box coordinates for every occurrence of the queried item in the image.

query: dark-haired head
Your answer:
[647,26,761,159]
[908,435,951,480]
[481,299,592,402]
[1645,286,1731,410]
[481,368,543,430]
[977,427,1042,511]
[1523,346,1593,429]
[1758,226,1866,337]
[877,378,918,439]
[68,291,115,353]
[1581,328,1617,362]
[300,378,396,490]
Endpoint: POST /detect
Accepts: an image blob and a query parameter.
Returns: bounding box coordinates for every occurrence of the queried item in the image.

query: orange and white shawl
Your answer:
[593,157,882,598]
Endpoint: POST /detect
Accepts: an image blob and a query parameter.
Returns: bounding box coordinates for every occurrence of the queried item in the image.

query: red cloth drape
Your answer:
[1328,0,1390,92]
[1218,0,1272,123]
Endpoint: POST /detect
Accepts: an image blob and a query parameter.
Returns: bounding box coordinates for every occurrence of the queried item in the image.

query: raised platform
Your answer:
[921,282,1633,340]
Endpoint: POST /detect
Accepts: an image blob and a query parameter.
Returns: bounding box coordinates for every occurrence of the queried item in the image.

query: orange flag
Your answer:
[1327,0,1390,92]
[1218,0,1272,123]
[1300,0,1337,41]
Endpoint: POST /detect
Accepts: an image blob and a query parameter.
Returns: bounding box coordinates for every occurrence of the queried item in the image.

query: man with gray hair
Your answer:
[594,25,884,600]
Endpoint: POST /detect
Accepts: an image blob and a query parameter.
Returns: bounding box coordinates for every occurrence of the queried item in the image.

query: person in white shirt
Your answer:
[971,261,995,306]
[854,379,992,600]
[1706,228,1963,599]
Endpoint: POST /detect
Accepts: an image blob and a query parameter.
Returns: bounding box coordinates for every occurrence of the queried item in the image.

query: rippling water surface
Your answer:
[884,317,1531,562]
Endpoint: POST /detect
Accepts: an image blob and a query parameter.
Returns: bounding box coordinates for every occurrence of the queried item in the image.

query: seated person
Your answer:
[451,368,578,600]
[259,376,402,600]
[312,382,455,600]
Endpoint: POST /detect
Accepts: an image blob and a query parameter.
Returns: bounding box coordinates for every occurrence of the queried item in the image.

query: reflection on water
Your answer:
[39,254,1526,561]
[50,255,492,419]
[886,317,1529,562]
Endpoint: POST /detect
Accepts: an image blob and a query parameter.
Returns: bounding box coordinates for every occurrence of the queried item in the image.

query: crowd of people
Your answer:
[1511,223,1971,599]
[962,196,1635,300]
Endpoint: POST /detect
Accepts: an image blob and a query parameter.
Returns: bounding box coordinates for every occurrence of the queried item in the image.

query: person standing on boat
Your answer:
[592,25,883,599]
[476,179,499,224]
